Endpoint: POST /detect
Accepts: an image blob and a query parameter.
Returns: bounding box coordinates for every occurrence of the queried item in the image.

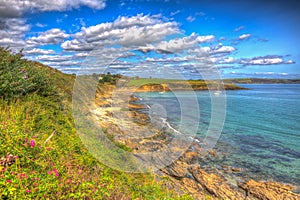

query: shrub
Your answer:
[0,48,57,100]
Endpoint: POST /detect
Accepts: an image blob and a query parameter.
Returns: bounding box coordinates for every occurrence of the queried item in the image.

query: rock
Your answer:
[231,167,243,173]
[188,165,245,199]
[208,149,217,157]
[180,151,199,164]
[161,161,188,178]
[181,178,206,199]
[128,103,146,109]
[239,179,300,200]
[129,95,139,102]
[128,111,150,125]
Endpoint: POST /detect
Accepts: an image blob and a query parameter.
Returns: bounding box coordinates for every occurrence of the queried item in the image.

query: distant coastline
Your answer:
[223,78,300,84]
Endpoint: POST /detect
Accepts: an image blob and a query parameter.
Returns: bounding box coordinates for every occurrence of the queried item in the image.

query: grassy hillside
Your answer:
[129,78,245,90]
[0,48,192,199]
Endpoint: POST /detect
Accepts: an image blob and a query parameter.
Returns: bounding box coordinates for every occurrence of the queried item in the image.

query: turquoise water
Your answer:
[136,84,300,185]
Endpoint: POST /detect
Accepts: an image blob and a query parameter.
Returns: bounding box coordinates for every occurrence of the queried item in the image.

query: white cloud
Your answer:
[150,33,214,53]
[36,23,47,28]
[33,54,73,62]
[201,44,235,55]
[24,48,56,55]
[234,26,245,32]
[186,16,195,22]
[239,56,295,65]
[62,14,180,51]
[27,28,69,47]
[0,18,29,49]
[239,33,251,40]
[218,57,237,64]
[0,0,106,18]
[170,10,180,16]
[195,12,205,16]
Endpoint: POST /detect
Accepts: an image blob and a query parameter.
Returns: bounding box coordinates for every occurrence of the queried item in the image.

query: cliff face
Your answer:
[134,84,170,92]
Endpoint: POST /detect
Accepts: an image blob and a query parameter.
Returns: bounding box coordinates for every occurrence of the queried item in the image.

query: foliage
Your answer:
[0,48,58,100]
[99,72,122,85]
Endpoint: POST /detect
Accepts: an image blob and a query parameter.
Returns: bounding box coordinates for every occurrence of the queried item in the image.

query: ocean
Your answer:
[136,84,300,186]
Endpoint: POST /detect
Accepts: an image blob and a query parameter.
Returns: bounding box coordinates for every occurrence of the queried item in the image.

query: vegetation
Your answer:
[128,77,245,90]
[0,48,192,199]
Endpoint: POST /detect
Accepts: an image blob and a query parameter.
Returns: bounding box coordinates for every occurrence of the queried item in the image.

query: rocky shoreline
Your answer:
[92,84,299,200]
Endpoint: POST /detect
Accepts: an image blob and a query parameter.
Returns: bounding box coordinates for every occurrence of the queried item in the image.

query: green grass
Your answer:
[128,78,184,86]
[0,48,193,199]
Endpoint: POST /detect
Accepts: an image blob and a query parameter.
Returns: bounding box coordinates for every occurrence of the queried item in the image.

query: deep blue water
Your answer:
[136,84,300,185]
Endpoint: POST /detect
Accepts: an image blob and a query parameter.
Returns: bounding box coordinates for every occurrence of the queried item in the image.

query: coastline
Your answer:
[92,84,299,200]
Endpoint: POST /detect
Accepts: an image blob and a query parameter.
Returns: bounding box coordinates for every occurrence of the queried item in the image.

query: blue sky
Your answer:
[0,0,299,79]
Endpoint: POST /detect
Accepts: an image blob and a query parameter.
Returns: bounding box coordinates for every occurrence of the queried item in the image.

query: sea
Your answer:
[135,84,300,187]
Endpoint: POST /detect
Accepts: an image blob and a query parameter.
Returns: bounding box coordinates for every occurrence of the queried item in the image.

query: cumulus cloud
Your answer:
[0,0,106,18]
[138,33,215,54]
[218,57,237,64]
[24,48,56,55]
[201,44,235,55]
[27,28,69,47]
[0,18,29,48]
[239,33,251,40]
[62,14,180,51]
[240,55,295,65]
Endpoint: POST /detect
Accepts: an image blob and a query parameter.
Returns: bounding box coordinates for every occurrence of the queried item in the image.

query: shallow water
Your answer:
[136,84,300,185]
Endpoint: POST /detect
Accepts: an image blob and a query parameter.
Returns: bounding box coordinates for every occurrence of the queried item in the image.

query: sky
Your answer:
[0,0,299,79]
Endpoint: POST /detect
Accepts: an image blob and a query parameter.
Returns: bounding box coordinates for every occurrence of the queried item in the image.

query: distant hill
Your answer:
[223,78,300,84]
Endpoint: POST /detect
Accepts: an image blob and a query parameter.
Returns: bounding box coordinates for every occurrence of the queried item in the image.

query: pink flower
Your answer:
[35,178,40,181]
[30,140,35,148]
[6,180,12,183]
[25,189,31,193]
[46,147,51,151]
[24,138,28,143]
[47,169,59,177]
[19,173,28,179]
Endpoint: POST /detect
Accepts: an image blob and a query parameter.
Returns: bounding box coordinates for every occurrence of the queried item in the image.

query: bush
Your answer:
[0,48,57,99]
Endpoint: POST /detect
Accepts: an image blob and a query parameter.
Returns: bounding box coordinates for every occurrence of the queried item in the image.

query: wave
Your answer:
[160,117,182,135]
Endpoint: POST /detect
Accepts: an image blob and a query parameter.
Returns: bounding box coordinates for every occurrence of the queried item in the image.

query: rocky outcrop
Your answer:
[239,179,300,200]
[135,84,170,92]
[187,165,246,199]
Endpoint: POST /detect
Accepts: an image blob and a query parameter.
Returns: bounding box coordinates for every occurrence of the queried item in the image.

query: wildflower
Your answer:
[6,180,12,183]
[19,173,28,179]
[25,189,31,193]
[35,178,40,181]
[24,138,28,143]
[30,140,35,148]
[48,168,59,177]
[46,147,51,151]
[22,75,28,79]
